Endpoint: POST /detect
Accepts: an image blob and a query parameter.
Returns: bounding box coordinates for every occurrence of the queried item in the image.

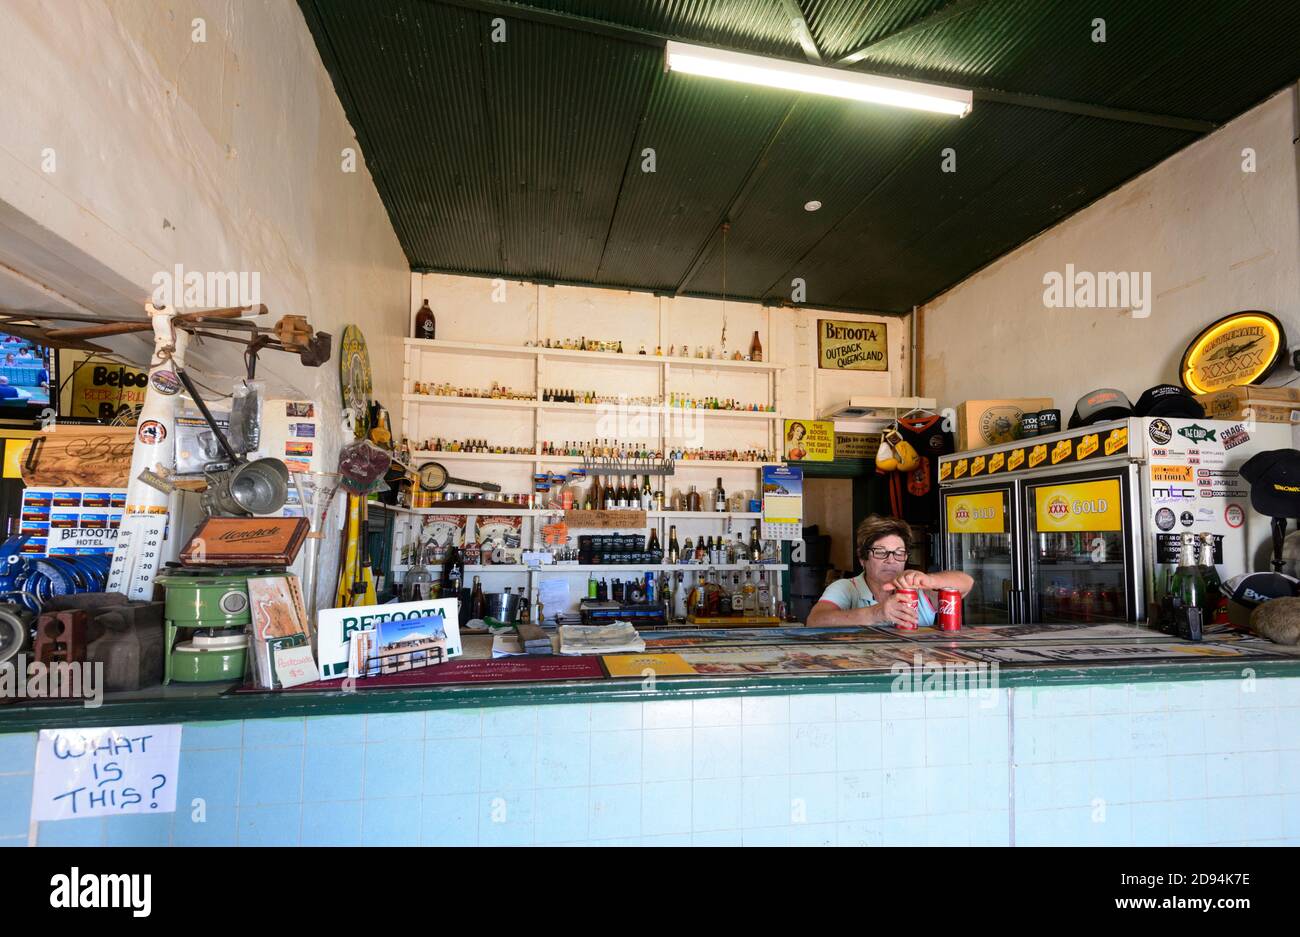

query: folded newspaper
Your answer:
[558,622,645,656]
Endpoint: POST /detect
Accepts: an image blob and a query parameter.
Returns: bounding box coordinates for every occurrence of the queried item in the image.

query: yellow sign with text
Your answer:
[1034,479,1123,532]
[946,491,1006,534]
[817,319,888,371]
[784,419,834,462]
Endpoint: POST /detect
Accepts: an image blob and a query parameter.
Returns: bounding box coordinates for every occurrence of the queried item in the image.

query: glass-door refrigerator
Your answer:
[1020,465,1143,624]
[940,482,1023,624]
[939,419,1144,625]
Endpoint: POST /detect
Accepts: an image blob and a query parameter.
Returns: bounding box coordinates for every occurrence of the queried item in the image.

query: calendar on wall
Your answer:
[760,464,803,541]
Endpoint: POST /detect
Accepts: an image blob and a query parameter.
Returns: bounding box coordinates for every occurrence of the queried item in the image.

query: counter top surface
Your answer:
[3,622,1297,731]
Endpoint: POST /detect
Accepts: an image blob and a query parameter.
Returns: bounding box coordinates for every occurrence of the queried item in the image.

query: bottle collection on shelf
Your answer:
[402,539,783,623]
[408,383,773,411]
[401,437,775,463]
[519,330,764,362]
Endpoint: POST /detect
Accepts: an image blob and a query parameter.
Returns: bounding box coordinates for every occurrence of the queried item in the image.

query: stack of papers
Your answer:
[558,622,645,656]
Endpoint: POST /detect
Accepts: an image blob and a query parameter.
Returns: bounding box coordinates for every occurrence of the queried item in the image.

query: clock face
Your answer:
[339,325,372,438]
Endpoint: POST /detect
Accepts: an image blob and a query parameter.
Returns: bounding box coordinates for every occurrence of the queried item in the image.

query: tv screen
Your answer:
[0,332,52,409]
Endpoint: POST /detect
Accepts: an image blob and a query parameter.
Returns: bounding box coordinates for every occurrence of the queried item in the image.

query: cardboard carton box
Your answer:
[956,398,1054,450]
[1195,385,1300,424]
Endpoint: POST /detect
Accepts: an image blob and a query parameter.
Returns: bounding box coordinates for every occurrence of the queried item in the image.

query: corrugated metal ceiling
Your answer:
[298,0,1300,313]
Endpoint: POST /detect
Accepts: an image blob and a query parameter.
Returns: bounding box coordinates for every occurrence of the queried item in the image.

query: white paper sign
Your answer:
[32,724,182,822]
[522,550,555,568]
[273,646,320,688]
[537,577,570,619]
[316,597,461,680]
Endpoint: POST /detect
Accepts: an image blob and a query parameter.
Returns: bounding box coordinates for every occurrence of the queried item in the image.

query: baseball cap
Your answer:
[1223,571,1300,628]
[1240,449,1300,518]
[1068,388,1134,428]
[1135,383,1206,419]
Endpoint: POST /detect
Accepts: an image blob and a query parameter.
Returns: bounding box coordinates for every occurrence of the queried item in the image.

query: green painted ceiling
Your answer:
[298,0,1300,313]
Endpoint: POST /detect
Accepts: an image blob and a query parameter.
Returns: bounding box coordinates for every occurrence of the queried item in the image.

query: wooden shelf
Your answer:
[405,337,784,371]
[377,504,761,520]
[405,451,775,469]
[403,395,778,419]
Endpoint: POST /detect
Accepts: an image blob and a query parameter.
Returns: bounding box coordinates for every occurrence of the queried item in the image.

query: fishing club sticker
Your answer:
[137,420,167,445]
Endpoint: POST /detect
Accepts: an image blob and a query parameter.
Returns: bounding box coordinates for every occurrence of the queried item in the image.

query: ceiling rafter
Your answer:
[776,0,822,64]
[835,0,989,67]
[431,0,1215,133]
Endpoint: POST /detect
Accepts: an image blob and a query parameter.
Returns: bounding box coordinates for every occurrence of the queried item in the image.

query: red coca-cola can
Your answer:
[938,588,963,631]
[893,588,919,630]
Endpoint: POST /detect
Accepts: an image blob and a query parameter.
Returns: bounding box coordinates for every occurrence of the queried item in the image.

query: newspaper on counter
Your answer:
[558,621,645,656]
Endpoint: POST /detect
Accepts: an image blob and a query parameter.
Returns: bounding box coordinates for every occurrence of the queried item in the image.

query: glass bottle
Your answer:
[667,525,680,564]
[742,571,758,615]
[1197,531,1228,626]
[414,299,436,340]
[749,330,762,362]
[714,477,726,513]
[687,485,702,512]
[469,575,485,620]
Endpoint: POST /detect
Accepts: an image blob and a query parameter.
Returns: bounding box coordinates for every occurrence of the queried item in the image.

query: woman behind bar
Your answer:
[806,515,973,628]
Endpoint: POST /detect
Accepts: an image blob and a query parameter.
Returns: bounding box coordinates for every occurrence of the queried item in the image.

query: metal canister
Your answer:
[938,588,963,631]
[893,588,919,630]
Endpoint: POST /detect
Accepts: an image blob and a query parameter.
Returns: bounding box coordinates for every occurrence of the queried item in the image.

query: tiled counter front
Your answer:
[3,677,1299,847]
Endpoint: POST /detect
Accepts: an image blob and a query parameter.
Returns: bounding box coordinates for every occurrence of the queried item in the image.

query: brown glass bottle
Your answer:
[414,299,436,340]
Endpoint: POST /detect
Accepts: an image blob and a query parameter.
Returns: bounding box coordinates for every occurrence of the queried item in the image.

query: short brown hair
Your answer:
[855,515,913,560]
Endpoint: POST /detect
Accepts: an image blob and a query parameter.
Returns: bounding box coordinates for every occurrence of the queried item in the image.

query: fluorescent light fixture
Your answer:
[665,41,972,117]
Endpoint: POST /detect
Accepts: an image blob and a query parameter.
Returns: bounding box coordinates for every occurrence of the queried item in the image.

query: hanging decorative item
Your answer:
[339,324,373,439]
[1179,310,1287,395]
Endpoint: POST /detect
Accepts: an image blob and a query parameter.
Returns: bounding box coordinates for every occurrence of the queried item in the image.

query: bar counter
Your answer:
[3,622,1299,847]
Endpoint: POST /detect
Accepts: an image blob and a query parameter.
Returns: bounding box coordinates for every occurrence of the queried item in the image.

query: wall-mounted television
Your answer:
[0,331,54,425]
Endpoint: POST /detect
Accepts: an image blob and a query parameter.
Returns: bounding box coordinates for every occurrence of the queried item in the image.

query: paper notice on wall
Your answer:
[761,464,803,541]
[537,577,569,618]
[31,725,182,821]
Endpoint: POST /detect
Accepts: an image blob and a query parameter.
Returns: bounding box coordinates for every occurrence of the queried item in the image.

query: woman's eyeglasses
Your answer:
[864,548,908,560]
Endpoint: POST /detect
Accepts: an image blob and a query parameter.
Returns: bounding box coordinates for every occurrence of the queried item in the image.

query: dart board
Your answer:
[339,325,373,438]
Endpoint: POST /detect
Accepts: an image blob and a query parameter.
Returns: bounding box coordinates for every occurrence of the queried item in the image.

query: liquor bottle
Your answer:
[749,330,762,362]
[682,537,694,563]
[750,526,762,562]
[642,475,653,510]
[1197,531,1229,626]
[715,477,726,512]
[667,525,680,564]
[534,587,545,626]
[742,571,758,615]
[597,577,609,601]
[758,572,774,618]
[647,527,661,556]
[469,576,485,620]
[687,485,702,512]
[414,299,436,340]
[440,544,464,599]
[731,573,745,614]
[603,480,616,511]
[519,587,531,624]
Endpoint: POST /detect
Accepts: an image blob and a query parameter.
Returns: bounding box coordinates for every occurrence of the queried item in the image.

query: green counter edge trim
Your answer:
[2,658,1297,732]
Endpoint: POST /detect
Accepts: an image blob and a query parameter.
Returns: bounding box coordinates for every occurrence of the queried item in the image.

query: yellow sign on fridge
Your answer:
[1034,479,1123,532]
[946,491,1006,534]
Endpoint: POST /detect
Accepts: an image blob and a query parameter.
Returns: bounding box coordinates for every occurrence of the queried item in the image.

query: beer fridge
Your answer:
[937,417,1288,625]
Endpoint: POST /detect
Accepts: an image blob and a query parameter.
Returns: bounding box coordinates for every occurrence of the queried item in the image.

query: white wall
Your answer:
[0,0,411,610]
[920,88,1300,441]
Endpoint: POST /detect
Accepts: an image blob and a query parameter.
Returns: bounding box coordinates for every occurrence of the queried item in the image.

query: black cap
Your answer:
[1068,388,1134,428]
[1135,383,1206,419]
[1241,449,1300,518]
[1224,571,1300,607]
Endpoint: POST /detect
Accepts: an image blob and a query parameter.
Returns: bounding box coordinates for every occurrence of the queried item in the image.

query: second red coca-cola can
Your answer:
[938,588,963,631]
[893,588,919,630]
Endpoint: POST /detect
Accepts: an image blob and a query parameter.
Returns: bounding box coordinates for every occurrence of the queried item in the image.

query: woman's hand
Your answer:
[890,569,934,592]
[874,583,919,628]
